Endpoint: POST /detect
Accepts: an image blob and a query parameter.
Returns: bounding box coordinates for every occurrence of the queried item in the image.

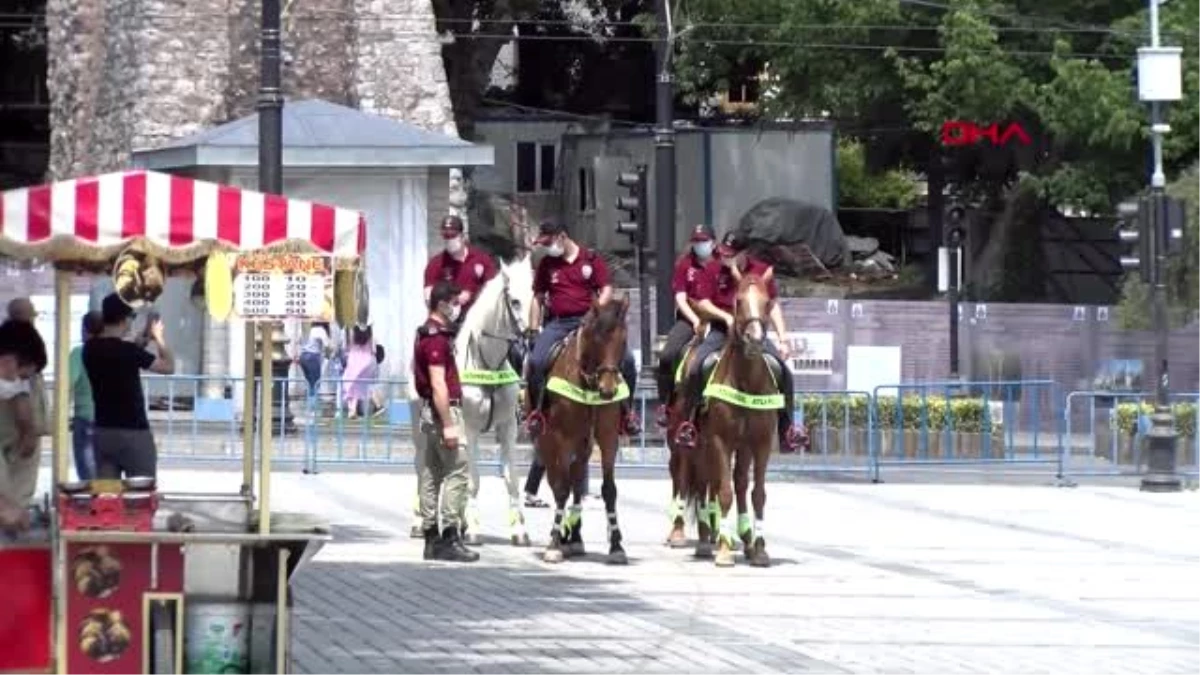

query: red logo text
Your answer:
[941,120,1031,147]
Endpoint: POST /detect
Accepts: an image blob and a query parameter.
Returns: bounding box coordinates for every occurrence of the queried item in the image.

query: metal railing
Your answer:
[43,373,1200,485]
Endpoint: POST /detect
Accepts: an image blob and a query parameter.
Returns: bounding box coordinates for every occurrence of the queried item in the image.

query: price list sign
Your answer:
[232,253,332,321]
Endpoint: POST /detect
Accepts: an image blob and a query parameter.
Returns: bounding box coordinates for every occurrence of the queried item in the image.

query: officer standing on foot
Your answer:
[412,281,478,563]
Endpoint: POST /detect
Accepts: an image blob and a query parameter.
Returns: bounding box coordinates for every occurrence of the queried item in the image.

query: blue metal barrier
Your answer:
[1060,390,1199,481]
[774,390,875,478]
[868,380,1063,482]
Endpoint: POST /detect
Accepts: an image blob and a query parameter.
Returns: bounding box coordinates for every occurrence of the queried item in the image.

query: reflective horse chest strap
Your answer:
[700,355,784,410]
[547,376,630,405]
[460,367,521,386]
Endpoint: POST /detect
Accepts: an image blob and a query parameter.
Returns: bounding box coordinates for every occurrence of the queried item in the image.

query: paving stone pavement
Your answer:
[123,470,1200,673]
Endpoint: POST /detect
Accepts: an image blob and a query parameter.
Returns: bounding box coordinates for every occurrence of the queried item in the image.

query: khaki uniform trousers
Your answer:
[417,403,469,532]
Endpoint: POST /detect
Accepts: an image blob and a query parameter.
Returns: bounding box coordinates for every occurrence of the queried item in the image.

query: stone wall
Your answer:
[46,0,457,179]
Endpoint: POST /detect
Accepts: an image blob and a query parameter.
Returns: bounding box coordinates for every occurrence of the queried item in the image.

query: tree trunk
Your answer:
[432,0,524,141]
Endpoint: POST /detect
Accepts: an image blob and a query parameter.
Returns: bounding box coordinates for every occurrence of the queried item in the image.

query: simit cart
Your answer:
[0,169,366,674]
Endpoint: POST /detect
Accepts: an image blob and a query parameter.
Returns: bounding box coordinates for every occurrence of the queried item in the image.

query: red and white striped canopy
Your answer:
[0,170,366,262]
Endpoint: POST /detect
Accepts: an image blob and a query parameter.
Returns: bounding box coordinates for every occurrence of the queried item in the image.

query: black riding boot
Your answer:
[436,527,480,562]
[422,526,439,560]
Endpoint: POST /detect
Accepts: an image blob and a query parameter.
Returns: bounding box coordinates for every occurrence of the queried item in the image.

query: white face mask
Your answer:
[445,237,465,256]
[444,303,461,323]
[693,241,714,259]
[545,242,565,257]
[0,376,29,401]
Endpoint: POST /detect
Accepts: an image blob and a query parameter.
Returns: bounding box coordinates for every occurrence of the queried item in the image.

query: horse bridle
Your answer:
[577,312,623,390]
[472,271,526,372]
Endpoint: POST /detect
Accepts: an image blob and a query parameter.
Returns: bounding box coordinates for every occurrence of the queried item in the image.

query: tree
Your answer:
[669,0,1198,300]
[836,139,919,209]
[435,0,644,139]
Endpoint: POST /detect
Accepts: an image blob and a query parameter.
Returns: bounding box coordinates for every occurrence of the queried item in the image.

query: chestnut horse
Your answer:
[690,273,780,567]
[665,334,718,554]
[536,297,631,565]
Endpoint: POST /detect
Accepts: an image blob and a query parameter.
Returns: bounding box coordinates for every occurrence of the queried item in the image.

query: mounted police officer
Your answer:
[673,232,800,453]
[654,224,715,428]
[412,280,479,562]
[523,220,641,437]
[423,215,498,320]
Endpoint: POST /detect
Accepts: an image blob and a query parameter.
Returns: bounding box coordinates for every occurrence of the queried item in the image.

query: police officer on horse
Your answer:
[673,232,801,453]
[523,221,642,437]
[423,215,498,319]
[654,224,716,428]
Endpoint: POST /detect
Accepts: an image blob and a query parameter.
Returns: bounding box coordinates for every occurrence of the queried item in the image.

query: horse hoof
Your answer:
[666,527,688,548]
[714,549,736,567]
[543,547,564,564]
[566,541,586,558]
[694,541,714,559]
[409,525,424,539]
[749,538,771,568]
[607,548,628,566]
[511,533,531,547]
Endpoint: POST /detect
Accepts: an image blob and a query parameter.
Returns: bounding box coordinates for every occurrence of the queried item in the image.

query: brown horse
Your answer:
[536,296,631,565]
[665,330,718,554]
[691,273,779,567]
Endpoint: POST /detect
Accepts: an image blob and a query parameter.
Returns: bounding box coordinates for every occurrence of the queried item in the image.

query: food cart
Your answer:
[0,169,366,674]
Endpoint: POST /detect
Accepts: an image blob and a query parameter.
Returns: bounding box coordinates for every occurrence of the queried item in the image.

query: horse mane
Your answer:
[458,272,507,337]
[585,299,626,341]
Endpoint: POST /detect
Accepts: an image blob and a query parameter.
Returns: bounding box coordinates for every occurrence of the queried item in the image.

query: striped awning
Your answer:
[0,170,366,263]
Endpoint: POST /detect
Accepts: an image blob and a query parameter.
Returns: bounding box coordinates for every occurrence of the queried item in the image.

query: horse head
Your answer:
[578,295,630,400]
[732,270,772,359]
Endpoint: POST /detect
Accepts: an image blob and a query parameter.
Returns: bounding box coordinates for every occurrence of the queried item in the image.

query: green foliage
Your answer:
[1115,164,1200,329]
[799,394,998,433]
[670,0,1199,217]
[1114,401,1198,438]
[836,139,920,209]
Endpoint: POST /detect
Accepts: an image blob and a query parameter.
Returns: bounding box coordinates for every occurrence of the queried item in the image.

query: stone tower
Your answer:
[45,0,458,179]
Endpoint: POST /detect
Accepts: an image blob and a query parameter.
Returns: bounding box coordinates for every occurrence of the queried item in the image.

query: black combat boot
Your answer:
[422,526,439,560]
[436,527,480,563]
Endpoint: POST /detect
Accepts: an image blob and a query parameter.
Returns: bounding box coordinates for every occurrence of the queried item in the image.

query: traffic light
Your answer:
[1117,196,1153,283]
[615,165,648,243]
[1161,195,1186,255]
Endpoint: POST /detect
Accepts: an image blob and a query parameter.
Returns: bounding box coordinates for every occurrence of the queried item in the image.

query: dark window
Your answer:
[515,142,537,193]
[576,168,596,212]
[539,144,556,191]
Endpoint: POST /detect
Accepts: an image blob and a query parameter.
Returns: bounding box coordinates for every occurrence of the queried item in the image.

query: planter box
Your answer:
[807,427,1003,459]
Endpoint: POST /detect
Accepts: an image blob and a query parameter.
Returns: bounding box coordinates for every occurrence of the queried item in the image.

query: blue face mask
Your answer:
[692,241,714,259]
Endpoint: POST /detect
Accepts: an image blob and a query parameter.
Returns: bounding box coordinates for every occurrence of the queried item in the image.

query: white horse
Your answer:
[456,256,535,545]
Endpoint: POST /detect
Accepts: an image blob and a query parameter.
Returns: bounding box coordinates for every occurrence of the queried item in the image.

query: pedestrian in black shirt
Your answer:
[83,293,175,479]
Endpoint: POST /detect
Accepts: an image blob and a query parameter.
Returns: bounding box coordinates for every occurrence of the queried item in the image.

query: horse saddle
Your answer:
[695,350,786,401]
[545,329,579,373]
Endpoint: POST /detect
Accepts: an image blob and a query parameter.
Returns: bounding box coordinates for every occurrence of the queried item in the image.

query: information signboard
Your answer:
[232,253,332,321]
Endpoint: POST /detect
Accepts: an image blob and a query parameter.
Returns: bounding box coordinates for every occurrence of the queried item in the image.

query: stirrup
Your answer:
[621,407,642,436]
[780,425,800,454]
[655,404,670,429]
[524,410,546,436]
[674,421,698,448]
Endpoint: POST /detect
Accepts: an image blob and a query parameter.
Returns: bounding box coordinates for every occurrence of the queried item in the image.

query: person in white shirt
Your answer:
[0,319,48,532]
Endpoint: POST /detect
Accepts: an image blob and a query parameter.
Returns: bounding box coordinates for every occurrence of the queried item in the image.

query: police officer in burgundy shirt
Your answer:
[654,224,716,427]
[523,220,641,437]
[412,280,479,563]
[422,215,499,320]
[673,232,800,453]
